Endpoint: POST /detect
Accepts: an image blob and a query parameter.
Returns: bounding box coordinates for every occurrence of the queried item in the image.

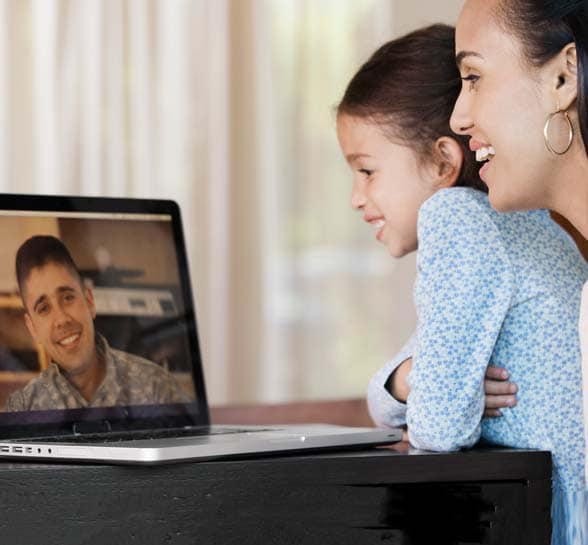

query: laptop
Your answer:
[0,193,400,464]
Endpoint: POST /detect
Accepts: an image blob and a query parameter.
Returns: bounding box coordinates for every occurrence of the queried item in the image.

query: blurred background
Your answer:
[0,0,463,405]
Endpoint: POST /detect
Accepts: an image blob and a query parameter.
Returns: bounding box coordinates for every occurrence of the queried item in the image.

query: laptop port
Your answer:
[11,446,22,453]
[0,446,9,453]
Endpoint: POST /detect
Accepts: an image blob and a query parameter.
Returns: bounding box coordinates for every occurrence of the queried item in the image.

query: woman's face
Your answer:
[336,114,438,257]
[450,0,560,211]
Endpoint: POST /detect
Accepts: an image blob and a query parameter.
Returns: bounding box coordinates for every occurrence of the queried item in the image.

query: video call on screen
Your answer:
[0,212,197,412]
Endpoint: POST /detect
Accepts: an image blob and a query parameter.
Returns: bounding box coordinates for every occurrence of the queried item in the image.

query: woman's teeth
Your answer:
[475,146,495,162]
[372,219,385,229]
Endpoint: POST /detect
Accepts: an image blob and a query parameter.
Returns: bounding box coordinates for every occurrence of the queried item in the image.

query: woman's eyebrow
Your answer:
[456,50,483,69]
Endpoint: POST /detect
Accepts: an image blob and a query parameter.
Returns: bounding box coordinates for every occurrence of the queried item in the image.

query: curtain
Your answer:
[0,0,427,405]
[230,0,419,402]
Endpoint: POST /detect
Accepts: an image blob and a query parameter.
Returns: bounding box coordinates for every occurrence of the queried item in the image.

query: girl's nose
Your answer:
[351,179,367,210]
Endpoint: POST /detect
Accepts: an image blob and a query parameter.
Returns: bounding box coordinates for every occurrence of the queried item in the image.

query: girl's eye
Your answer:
[358,168,373,177]
[461,74,480,90]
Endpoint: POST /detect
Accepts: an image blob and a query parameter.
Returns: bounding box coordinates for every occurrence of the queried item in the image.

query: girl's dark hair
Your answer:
[496,0,588,156]
[337,24,487,193]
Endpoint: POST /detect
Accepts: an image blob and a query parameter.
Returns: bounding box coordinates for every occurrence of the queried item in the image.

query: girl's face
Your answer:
[336,114,438,257]
[450,0,562,211]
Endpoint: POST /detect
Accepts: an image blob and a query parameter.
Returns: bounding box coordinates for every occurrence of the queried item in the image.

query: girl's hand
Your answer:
[484,365,517,417]
[388,358,412,402]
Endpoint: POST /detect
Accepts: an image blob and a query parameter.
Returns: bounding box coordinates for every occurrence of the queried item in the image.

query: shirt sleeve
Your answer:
[155,370,192,404]
[406,190,515,451]
[366,333,416,428]
[3,390,24,412]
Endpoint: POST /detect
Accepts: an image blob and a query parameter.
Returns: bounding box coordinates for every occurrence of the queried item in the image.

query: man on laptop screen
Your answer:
[4,235,189,412]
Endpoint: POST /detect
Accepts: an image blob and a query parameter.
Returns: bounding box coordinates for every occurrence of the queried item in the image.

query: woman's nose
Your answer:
[450,91,474,135]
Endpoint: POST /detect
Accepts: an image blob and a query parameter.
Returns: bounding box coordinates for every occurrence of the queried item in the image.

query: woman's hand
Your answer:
[483,365,517,417]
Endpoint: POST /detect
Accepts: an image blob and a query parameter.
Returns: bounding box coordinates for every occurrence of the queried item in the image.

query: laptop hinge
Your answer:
[72,420,112,436]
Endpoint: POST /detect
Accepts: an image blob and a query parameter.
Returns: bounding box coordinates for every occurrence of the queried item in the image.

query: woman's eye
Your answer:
[358,168,373,177]
[461,74,480,90]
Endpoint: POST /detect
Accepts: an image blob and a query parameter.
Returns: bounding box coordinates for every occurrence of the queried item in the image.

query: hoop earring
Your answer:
[543,109,574,155]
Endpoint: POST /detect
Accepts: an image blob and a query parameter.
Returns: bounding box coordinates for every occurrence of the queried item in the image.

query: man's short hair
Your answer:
[16,235,82,301]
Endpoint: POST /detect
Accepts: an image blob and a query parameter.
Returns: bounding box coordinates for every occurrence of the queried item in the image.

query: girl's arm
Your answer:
[368,349,517,430]
[482,366,517,417]
[406,190,515,451]
[366,335,415,429]
[392,360,517,412]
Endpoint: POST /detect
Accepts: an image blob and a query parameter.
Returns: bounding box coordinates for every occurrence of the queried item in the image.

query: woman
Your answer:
[450,1,588,542]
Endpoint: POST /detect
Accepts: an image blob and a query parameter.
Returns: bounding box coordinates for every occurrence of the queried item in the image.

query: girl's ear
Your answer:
[431,137,463,189]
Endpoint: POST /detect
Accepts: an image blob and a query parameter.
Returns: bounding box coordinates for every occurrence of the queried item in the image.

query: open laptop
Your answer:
[0,193,400,464]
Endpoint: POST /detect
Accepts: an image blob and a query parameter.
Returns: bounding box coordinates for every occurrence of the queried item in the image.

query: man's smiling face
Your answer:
[22,262,98,376]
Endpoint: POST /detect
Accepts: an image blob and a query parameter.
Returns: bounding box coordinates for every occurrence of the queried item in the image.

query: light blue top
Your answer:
[367,187,588,544]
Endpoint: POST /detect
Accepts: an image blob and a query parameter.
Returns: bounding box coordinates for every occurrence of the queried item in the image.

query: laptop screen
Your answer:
[0,194,208,438]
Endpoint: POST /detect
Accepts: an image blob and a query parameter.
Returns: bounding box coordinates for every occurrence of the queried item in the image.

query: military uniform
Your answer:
[4,334,192,411]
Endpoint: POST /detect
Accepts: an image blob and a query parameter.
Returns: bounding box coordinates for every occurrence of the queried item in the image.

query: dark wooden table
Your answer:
[0,443,551,545]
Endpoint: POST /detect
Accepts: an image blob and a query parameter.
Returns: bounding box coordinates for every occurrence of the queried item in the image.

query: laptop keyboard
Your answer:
[18,426,270,444]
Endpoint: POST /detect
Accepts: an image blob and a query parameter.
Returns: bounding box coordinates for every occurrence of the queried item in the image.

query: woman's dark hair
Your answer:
[495,0,588,156]
[337,24,487,193]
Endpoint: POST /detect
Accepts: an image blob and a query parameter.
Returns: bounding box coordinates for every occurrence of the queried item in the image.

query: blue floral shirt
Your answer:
[367,188,588,544]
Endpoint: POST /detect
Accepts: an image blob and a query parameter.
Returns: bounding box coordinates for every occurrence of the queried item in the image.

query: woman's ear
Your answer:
[431,137,463,189]
[552,43,578,111]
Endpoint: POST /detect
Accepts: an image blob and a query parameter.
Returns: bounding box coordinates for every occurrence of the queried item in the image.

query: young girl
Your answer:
[337,24,588,544]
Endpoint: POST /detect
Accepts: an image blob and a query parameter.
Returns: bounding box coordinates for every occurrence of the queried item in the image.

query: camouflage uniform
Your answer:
[4,334,192,411]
